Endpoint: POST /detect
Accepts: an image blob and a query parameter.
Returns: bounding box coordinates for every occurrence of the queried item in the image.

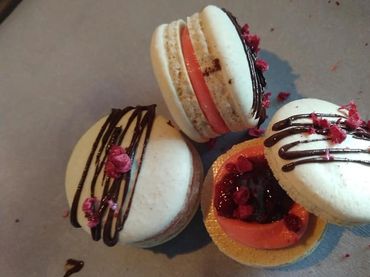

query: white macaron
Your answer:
[151,5,268,142]
[65,105,203,247]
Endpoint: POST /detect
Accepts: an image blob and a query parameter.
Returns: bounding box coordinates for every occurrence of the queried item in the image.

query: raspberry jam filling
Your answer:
[215,156,294,224]
[213,142,309,249]
[180,27,229,135]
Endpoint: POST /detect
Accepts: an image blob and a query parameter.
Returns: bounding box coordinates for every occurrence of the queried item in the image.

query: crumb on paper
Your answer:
[330,61,341,72]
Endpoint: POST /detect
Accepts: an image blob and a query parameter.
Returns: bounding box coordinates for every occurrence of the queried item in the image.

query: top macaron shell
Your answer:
[65,112,195,245]
[264,98,370,225]
[188,5,257,130]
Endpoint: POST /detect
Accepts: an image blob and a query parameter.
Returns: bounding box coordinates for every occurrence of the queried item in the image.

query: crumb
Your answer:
[15,219,20,223]
[330,61,341,72]
[358,90,363,94]
[328,0,331,3]
[203,59,221,77]
[342,253,351,259]
[228,79,233,84]
[270,27,275,32]
[166,120,174,127]
[62,210,70,218]
[335,1,340,6]
[365,43,368,46]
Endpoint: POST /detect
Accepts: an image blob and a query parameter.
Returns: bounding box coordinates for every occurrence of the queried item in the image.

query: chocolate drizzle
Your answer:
[264,113,370,171]
[70,105,156,246]
[64,259,84,277]
[222,9,267,126]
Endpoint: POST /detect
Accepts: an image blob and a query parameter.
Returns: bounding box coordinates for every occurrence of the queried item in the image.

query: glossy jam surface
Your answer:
[214,156,293,224]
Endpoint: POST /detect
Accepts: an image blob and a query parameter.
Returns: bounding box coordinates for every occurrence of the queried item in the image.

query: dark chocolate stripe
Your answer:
[264,113,370,171]
[70,105,156,246]
[222,8,267,126]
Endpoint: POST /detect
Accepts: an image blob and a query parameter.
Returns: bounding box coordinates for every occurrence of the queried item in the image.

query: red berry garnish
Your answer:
[236,156,254,173]
[306,127,316,134]
[246,34,260,53]
[241,24,250,36]
[277,91,290,102]
[345,111,363,130]
[233,186,250,205]
[262,92,272,108]
[329,124,347,143]
[310,113,330,129]
[256,58,269,72]
[284,214,303,233]
[367,120,370,131]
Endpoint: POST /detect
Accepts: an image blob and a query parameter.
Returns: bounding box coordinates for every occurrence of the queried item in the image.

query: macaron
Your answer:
[202,98,370,267]
[150,5,268,142]
[65,105,203,247]
[264,98,370,225]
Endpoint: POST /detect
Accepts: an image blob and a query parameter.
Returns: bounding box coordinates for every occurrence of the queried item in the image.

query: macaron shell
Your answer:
[66,112,201,245]
[201,139,326,267]
[264,98,370,225]
[196,5,258,129]
[150,21,217,142]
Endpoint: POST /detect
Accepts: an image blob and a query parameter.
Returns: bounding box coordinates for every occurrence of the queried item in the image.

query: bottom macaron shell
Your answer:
[201,139,327,267]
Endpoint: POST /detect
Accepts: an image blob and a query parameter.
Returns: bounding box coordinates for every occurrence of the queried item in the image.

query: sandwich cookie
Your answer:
[151,5,268,142]
[66,105,203,247]
[202,98,369,267]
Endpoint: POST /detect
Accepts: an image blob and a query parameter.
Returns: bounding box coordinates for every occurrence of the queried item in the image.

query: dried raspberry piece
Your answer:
[262,92,272,108]
[339,100,357,113]
[367,120,370,131]
[241,24,250,36]
[277,91,290,102]
[245,34,260,53]
[105,145,132,178]
[329,124,347,143]
[248,127,265,137]
[256,58,269,72]
[310,113,330,129]
[233,186,250,205]
[284,214,303,233]
[307,127,316,134]
[234,204,254,220]
[236,156,254,173]
[345,111,363,130]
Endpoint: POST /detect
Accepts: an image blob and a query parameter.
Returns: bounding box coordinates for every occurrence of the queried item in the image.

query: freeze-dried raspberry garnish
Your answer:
[345,111,363,130]
[262,92,272,108]
[241,24,250,36]
[284,214,303,233]
[248,127,265,137]
[367,120,370,131]
[82,197,99,228]
[236,156,254,173]
[307,127,316,134]
[339,100,357,112]
[329,124,347,143]
[256,58,269,72]
[105,145,131,178]
[233,186,250,205]
[245,34,260,53]
[310,113,330,129]
[234,204,254,220]
[277,91,290,102]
